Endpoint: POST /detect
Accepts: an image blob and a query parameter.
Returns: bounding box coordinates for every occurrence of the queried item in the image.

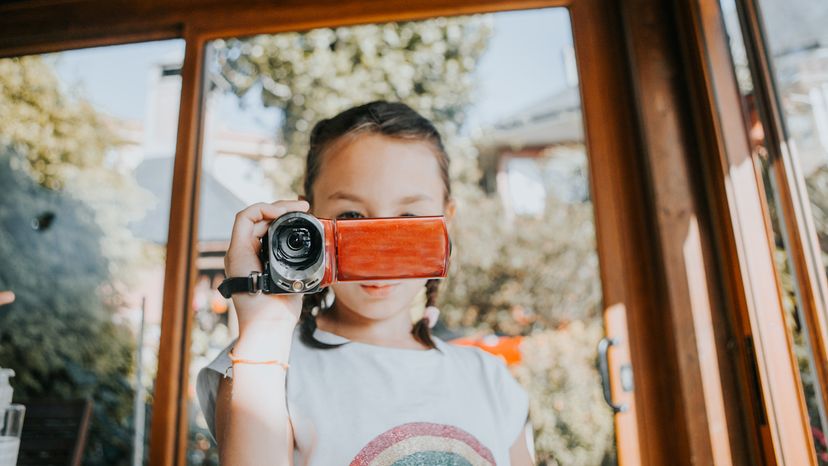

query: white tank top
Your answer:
[197,326,529,465]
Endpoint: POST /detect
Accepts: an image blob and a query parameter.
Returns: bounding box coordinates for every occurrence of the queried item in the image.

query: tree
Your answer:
[442,191,601,335]
[513,320,615,465]
[0,149,136,464]
[0,55,146,465]
[0,55,152,282]
[212,16,493,195]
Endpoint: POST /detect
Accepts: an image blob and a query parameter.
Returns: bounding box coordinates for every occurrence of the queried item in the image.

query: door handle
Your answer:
[598,337,628,413]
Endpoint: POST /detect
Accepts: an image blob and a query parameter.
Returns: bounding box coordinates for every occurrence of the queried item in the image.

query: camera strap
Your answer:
[218,271,266,298]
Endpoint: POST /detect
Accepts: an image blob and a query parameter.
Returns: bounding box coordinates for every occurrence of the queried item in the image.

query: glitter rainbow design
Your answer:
[349,422,496,466]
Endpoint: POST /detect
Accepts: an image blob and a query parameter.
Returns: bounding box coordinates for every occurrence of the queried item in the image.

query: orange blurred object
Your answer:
[211,290,228,314]
[450,335,524,366]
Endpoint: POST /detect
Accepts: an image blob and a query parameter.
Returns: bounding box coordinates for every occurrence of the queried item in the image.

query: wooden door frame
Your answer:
[0,0,800,465]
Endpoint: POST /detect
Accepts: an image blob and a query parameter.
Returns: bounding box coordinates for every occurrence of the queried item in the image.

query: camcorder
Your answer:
[218,212,450,298]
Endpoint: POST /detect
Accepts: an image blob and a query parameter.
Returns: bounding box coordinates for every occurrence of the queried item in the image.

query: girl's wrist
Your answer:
[235,320,295,360]
[231,293,302,320]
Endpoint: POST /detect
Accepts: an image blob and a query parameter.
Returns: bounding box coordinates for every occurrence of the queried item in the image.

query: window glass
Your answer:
[0,39,183,465]
[188,10,616,465]
[720,0,828,462]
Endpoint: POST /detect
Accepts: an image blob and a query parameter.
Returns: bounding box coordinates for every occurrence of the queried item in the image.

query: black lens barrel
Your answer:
[272,219,322,270]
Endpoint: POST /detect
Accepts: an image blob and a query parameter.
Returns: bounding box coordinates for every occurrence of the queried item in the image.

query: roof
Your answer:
[130,157,247,244]
[485,86,583,148]
[761,0,828,56]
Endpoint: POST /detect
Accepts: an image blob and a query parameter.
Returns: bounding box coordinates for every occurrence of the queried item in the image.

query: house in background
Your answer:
[116,56,284,330]
[477,85,589,221]
[476,46,590,221]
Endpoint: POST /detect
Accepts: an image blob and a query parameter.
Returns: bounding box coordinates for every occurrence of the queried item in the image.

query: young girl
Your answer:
[197,101,533,465]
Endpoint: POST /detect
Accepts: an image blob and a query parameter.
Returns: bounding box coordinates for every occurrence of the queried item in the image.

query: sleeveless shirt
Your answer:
[196,326,530,465]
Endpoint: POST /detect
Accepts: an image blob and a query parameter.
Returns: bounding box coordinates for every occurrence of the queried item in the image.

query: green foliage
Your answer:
[0,56,112,190]
[212,16,493,195]
[806,166,828,265]
[0,150,137,465]
[441,189,601,334]
[0,55,143,465]
[0,55,152,283]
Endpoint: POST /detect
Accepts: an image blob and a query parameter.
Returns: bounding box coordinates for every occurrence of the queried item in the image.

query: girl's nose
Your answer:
[365,208,393,218]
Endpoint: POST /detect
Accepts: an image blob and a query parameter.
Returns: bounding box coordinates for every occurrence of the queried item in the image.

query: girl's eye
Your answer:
[336,211,365,219]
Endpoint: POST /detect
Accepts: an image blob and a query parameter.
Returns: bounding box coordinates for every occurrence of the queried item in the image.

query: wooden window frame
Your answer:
[674,0,820,464]
[0,0,811,464]
[733,0,828,453]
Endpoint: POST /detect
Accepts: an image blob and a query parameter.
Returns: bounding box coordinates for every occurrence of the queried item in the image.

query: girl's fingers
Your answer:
[230,200,310,247]
[250,219,273,240]
[247,200,310,241]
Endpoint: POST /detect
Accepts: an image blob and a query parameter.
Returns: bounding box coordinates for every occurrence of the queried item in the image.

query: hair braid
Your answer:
[411,279,440,349]
[299,289,345,349]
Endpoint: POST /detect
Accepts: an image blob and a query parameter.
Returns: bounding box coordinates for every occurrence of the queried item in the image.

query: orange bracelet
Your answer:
[227,350,290,371]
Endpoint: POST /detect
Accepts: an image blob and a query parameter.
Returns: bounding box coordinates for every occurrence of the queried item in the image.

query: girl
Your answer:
[197,101,533,465]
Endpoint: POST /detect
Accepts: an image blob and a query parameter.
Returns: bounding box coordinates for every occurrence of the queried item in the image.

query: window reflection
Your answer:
[189,9,616,465]
[721,0,828,462]
[0,40,183,465]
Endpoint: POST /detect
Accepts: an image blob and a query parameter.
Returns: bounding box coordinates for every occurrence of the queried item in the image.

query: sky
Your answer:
[49,7,574,134]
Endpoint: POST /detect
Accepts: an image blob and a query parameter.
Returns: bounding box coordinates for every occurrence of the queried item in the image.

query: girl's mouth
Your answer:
[359,283,398,297]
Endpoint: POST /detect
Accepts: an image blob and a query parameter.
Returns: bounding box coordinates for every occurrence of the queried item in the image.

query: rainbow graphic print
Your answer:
[349,422,496,466]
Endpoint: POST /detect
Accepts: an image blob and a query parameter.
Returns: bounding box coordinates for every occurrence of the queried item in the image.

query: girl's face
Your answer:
[309,132,452,322]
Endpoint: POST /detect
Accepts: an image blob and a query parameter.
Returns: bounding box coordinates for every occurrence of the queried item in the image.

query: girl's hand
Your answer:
[225,200,310,335]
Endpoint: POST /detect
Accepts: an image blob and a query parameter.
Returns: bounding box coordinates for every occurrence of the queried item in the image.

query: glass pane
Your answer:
[720,0,828,462]
[0,39,183,465]
[189,9,616,465]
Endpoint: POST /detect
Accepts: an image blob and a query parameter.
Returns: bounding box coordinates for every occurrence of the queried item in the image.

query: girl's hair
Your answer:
[299,100,451,350]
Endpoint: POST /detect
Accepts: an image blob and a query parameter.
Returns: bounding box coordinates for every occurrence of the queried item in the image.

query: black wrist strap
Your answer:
[218,272,264,298]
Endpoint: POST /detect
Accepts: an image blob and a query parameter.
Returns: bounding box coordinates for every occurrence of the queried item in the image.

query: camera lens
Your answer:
[287,230,308,251]
[273,220,322,270]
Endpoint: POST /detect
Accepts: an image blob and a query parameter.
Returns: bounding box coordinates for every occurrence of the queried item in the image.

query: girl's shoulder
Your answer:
[440,338,531,445]
[440,338,521,386]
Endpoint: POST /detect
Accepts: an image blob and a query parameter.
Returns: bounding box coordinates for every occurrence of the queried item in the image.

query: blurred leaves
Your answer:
[0,55,154,285]
[514,320,615,465]
[0,149,137,465]
[0,56,111,190]
[212,16,493,196]
[0,56,142,465]
[441,189,601,335]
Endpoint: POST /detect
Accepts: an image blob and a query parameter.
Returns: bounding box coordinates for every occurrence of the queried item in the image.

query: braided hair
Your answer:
[299,101,451,350]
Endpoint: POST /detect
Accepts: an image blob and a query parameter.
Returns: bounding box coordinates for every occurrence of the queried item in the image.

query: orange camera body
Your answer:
[259,212,450,294]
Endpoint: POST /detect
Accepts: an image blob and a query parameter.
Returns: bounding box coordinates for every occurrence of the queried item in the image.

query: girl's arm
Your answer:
[216,321,296,466]
[215,200,308,465]
[509,421,535,465]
